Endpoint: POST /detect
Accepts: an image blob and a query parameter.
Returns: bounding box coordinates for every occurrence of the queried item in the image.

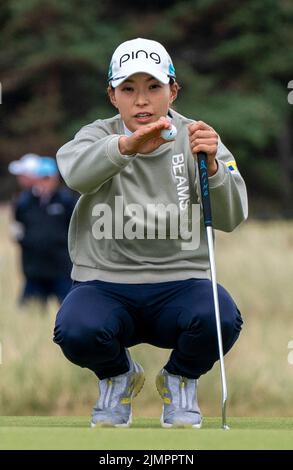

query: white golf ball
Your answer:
[161,124,177,141]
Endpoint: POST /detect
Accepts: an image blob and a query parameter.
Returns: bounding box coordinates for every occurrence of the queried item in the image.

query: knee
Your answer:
[54,318,114,351]
[53,320,93,355]
[181,286,242,346]
[217,287,243,343]
[54,313,120,362]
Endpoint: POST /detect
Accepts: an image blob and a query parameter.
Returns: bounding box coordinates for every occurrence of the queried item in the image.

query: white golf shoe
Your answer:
[91,350,145,427]
[156,368,202,428]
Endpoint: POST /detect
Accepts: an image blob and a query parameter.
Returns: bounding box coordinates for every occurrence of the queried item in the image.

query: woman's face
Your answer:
[108,73,177,132]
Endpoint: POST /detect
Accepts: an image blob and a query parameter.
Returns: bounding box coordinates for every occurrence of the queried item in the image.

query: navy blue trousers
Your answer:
[53,278,243,379]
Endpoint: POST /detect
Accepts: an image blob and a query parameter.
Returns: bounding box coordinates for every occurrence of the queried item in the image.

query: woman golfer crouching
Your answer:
[53,38,247,428]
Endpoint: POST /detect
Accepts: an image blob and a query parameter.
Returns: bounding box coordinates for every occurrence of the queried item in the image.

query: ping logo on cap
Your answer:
[119,50,161,67]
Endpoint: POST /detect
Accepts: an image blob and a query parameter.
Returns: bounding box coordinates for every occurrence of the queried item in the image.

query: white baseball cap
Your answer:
[108,38,176,88]
[8,154,40,176]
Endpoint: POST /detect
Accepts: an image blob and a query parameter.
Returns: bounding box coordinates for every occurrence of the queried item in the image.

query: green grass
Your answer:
[1,205,293,449]
[1,417,293,450]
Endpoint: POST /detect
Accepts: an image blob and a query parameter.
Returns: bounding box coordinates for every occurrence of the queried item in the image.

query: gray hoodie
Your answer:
[56,110,248,283]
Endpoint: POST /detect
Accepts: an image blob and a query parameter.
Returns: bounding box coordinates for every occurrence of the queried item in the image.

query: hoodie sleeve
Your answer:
[56,122,136,194]
[200,139,248,232]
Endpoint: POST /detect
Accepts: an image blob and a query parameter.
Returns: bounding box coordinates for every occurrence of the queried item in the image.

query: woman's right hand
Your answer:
[119,117,172,156]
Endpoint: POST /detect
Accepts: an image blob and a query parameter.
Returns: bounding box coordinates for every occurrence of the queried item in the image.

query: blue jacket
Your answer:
[14,187,77,279]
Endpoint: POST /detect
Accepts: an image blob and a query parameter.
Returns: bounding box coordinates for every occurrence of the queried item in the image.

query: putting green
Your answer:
[0,417,292,450]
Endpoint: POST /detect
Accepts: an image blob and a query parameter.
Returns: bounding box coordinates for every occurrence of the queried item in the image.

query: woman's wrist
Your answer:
[207,159,218,177]
[119,136,135,156]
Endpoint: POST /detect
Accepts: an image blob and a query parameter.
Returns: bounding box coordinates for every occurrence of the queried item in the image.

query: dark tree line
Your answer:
[1,0,292,215]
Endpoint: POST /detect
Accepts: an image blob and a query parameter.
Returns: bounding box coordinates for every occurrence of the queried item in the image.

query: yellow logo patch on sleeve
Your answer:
[226,160,238,173]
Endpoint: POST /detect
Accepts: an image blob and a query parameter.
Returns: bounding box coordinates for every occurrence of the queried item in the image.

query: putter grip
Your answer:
[197,152,212,227]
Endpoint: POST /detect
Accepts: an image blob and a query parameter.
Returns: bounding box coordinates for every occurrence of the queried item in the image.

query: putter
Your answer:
[196,151,229,430]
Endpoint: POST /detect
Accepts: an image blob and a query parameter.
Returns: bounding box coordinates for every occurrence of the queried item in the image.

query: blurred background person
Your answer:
[9,156,78,307]
[8,153,41,248]
[8,153,40,191]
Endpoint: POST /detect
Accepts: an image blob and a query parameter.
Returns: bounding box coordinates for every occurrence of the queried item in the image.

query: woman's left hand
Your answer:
[188,121,219,177]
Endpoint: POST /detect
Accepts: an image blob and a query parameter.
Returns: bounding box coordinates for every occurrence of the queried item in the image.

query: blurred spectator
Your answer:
[9,156,77,306]
[8,153,40,190]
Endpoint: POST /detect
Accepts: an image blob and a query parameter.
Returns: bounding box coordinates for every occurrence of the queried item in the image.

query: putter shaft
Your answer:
[206,226,229,430]
[196,151,229,430]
